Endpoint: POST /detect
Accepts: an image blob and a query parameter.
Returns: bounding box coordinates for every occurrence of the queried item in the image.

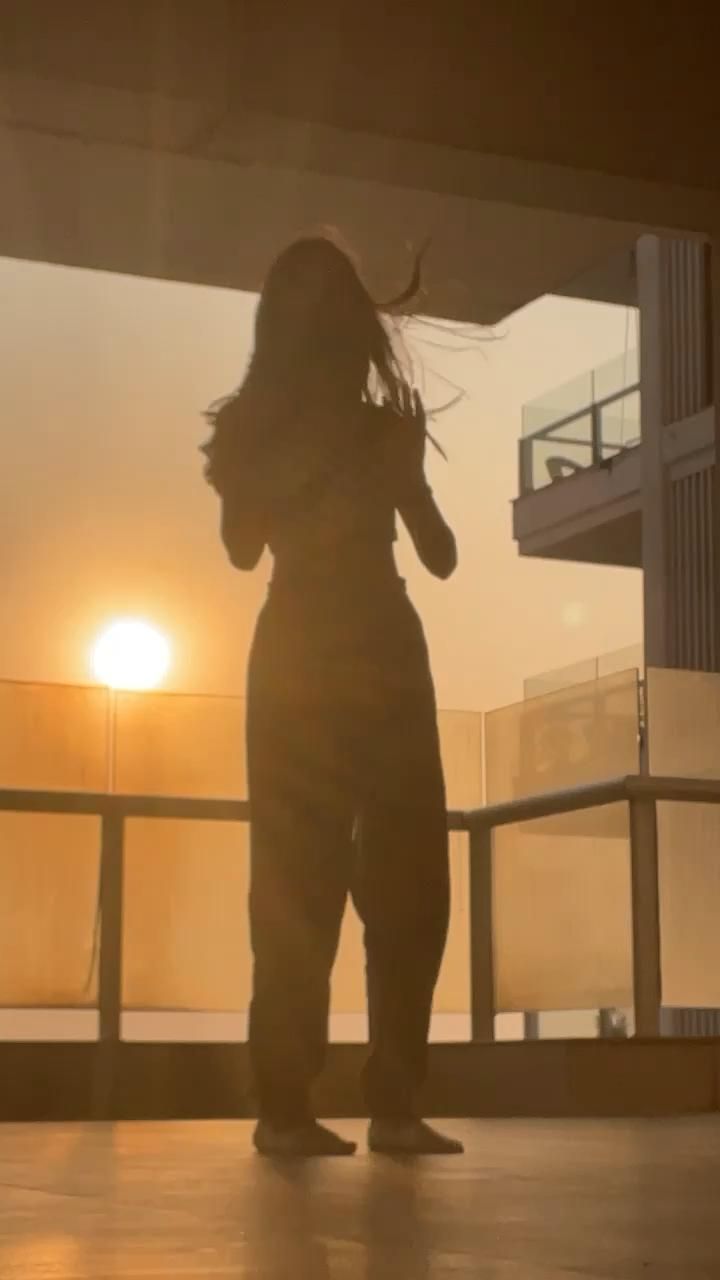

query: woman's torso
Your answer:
[244,401,435,705]
[264,402,405,607]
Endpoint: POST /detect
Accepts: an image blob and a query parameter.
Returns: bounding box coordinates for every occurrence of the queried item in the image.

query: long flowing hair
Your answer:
[202,236,416,492]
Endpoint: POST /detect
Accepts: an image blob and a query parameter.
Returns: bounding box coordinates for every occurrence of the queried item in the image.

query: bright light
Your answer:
[562,601,587,630]
[92,619,171,691]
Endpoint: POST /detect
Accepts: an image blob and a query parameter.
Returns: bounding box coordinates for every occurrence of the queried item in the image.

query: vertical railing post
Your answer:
[629,795,662,1037]
[591,400,603,466]
[469,821,495,1042]
[519,436,534,495]
[523,1012,540,1040]
[94,809,124,1115]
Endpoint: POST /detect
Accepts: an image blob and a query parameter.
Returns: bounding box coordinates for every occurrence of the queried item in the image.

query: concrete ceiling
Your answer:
[4,2,720,193]
[0,2,710,321]
[0,67,643,324]
[556,247,637,310]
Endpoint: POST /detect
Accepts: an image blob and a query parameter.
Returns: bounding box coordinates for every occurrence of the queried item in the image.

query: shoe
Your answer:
[368,1118,464,1155]
[253,1120,357,1157]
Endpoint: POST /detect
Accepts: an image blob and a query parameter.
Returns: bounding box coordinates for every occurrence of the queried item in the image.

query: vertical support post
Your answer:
[590,400,603,467]
[523,1012,540,1040]
[519,436,533,495]
[629,796,662,1038]
[637,234,672,669]
[710,232,720,670]
[108,687,117,794]
[99,811,124,1042]
[469,822,495,1042]
[94,810,124,1116]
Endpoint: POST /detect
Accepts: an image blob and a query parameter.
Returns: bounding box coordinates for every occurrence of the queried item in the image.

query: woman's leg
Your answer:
[351,681,450,1120]
[247,617,354,1135]
[350,602,463,1152]
[356,756,449,1121]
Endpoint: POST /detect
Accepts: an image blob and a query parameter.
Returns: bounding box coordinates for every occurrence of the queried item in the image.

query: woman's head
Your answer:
[249,236,408,409]
[202,236,418,489]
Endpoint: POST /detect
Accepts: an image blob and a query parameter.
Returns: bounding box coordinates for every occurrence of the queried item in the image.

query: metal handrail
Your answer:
[466,776,627,830]
[3,773,720,1052]
[466,772,720,831]
[0,788,252,821]
[4,772,720,824]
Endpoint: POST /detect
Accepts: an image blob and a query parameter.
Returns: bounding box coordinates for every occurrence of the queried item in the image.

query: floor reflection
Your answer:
[1,1118,719,1278]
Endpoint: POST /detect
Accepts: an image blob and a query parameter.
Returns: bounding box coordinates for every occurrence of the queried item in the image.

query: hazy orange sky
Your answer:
[1,255,642,711]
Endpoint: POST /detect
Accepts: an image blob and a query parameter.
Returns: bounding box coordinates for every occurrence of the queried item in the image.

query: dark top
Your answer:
[216,400,457,596]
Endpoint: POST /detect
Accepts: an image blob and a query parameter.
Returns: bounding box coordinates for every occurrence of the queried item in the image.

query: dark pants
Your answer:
[246,582,449,1126]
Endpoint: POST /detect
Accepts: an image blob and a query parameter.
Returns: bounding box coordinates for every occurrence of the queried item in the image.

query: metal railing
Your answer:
[518,383,641,495]
[3,773,720,1053]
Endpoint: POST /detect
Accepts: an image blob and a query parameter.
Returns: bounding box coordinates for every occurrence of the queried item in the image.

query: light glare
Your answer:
[92,619,171,691]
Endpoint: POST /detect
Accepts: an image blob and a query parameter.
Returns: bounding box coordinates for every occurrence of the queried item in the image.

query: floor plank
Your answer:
[1,1118,719,1277]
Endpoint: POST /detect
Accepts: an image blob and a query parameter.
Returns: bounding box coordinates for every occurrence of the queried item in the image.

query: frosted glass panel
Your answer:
[0,686,478,1024]
[123,818,250,1012]
[437,710,483,810]
[522,368,593,435]
[598,644,643,679]
[487,669,639,800]
[492,806,633,1012]
[646,667,720,1007]
[114,691,245,797]
[525,648,644,700]
[434,712,476,1016]
[0,814,99,1006]
[486,673,637,1012]
[524,659,601,700]
[0,681,108,791]
[0,685,106,1007]
[486,669,639,838]
[436,833,470,1015]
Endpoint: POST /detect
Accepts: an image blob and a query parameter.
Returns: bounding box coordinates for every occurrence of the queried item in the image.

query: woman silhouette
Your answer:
[203,237,462,1156]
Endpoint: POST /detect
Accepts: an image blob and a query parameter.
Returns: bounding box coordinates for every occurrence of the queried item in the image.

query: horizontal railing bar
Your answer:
[0,787,468,831]
[523,382,640,443]
[531,435,599,449]
[466,774,720,831]
[3,774,720,831]
[465,777,629,830]
[626,774,720,805]
[0,790,251,821]
[448,811,468,831]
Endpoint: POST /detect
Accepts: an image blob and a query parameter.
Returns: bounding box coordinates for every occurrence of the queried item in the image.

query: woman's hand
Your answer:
[384,388,457,580]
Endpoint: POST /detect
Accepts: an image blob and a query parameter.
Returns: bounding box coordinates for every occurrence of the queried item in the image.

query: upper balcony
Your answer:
[519,351,640,495]
[514,351,643,567]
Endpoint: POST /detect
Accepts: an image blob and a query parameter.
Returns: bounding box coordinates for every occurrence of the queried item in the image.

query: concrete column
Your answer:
[712,232,720,662]
[637,235,716,672]
[637,235,671,668]
[641,237,719,1038]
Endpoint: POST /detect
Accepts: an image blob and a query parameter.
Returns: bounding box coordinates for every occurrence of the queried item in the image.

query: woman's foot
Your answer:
[368,1118,464,1155]
[253,1119,357,1157]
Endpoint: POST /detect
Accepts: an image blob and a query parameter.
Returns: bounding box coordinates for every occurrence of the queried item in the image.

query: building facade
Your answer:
[514,235,716,676]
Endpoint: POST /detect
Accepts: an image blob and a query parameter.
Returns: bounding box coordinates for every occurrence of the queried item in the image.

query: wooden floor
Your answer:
[1,1118,720,1278]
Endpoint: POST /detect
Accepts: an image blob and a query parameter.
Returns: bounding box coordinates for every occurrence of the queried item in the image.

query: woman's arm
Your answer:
[204,401,268,571]
[219,487,267,571]
[399,484,457,580]
[390,390,458,580]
